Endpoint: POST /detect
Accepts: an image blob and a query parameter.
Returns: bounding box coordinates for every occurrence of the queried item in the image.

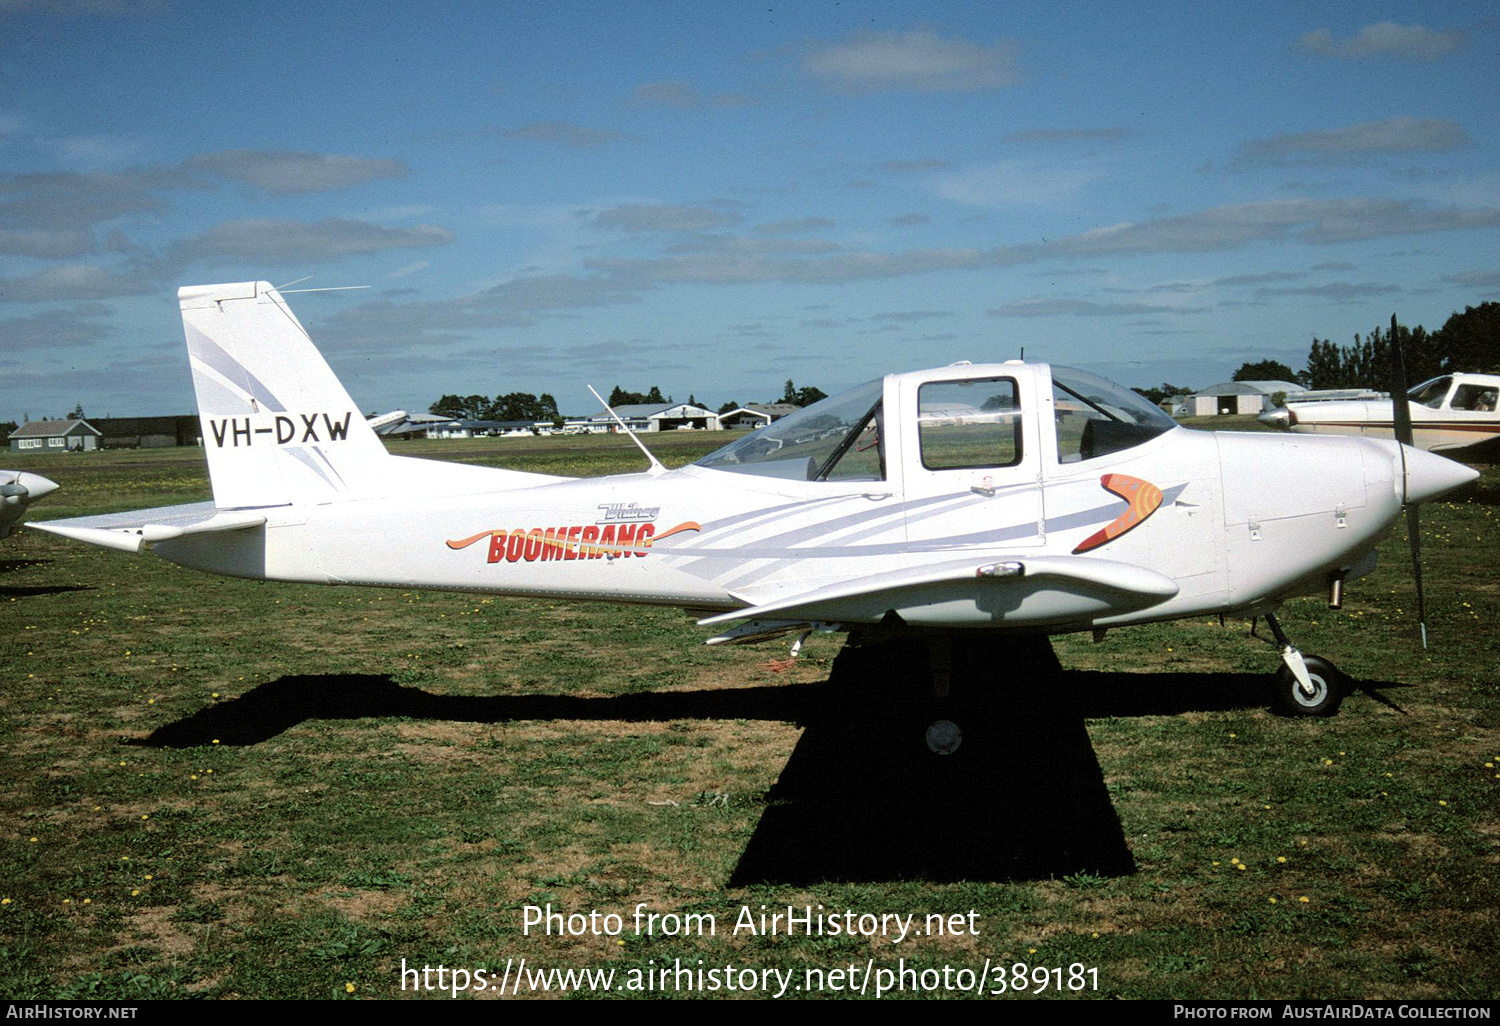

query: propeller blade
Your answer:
[1405,504,1427,648]
[1389,314,1427,648]
[1390,313,1414,452]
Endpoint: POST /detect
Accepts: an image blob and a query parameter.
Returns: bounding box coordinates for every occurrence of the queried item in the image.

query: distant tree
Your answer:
[778,379,827,407]
[1131,383,1194,405]
[717,400,739,415]
[1433,302,1500,374]
[538,393,560,422]
[1232,360,1298,384]
[1302,318,1442,390]
[0,421,15,445]
[429,394,489,420]
[66,404,86,420]
[645,385,666,404]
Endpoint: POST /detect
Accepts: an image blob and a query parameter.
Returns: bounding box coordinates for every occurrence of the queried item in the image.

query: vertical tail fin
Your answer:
[181,282,390,509]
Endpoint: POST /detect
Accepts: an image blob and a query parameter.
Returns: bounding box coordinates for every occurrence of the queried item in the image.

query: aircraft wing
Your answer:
[31,502,266,554]
[697,554,1179,629]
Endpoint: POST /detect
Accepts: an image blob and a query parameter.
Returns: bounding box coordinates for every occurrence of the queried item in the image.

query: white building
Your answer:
[1187,381,1304,416]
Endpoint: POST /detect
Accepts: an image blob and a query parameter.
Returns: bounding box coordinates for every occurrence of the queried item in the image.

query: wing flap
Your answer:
[697,555,1179,628]
[32,502,267,554]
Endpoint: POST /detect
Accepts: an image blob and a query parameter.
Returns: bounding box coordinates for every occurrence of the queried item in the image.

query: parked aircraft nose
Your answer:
[1398,445,1479,504]
[4,474,58,504]
[1257,408,1291,429]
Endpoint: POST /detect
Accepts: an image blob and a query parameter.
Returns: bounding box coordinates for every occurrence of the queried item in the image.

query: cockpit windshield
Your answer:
[1052,366,1177,463]
[694,379,884,481]
[1407,376,1452,409]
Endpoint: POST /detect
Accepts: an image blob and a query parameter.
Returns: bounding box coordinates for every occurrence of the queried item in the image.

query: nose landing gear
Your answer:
[1261,613,1349,717]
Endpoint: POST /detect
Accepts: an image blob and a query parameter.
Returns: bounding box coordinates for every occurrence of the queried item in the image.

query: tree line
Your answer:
[1131,301,1498,403]
[428,392,561,423]
[428,379,830,423]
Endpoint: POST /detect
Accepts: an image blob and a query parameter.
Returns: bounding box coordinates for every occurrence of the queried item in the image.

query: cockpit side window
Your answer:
[1451,384,1497,412]
[917,378,1021,470]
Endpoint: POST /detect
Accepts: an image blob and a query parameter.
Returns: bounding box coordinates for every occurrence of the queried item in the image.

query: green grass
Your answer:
[1,433,1496,1000]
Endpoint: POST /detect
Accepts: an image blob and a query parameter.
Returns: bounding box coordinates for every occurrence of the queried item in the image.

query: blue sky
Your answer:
[3,0,1497,421]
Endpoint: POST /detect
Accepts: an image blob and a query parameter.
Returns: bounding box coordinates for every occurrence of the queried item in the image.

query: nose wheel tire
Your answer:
[1271,655,1347,717]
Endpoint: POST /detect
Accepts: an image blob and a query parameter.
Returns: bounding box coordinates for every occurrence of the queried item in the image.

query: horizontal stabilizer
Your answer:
[32,502,265,554]
[697,555,1179,628]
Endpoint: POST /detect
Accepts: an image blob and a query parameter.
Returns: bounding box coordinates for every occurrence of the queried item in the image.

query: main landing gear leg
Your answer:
[1263,613,1347,717]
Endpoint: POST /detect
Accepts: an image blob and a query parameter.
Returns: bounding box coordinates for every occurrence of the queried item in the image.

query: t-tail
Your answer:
[182,282,393,509]
[32,282,566,559]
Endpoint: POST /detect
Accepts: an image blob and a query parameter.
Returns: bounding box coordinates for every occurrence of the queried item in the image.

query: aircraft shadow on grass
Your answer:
[0,558,93,598]
[127,636,1408,885]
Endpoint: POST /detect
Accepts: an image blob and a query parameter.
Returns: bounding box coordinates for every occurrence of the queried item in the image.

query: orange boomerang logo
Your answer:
[1072,474,1163,554]
[446,521,702,563]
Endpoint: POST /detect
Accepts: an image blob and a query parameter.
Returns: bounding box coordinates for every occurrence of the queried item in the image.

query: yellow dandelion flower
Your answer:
[28,837,36,843]
[1277,857,1286,863]
[1230,857,1240,864]
[1029,948,1037,954]
[1298,896,1309,903]
[1268,898,1277,904]
[345,983,356,994]
[140,815,148,821]
[1438,800,1448,806]
[82,899,90,905]
[212,740,219,745]
[144,875,152,881]
[1,898,11,905]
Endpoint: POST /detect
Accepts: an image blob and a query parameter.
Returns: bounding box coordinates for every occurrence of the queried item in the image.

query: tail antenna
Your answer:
[587,385,666,475]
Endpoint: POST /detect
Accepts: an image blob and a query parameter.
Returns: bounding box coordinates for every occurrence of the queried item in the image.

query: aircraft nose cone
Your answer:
[15,473,60,500]
[1258,408,1290,429]
[1401,445,1478,504]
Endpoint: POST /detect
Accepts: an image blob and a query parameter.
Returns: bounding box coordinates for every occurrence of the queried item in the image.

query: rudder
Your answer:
[181,282,390,509]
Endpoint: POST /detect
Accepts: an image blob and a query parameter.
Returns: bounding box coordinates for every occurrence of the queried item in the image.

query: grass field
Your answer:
[1,427,1496,1001]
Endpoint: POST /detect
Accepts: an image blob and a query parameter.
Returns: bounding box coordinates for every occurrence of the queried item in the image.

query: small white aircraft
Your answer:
[34,283,1478,730]
[1259,373,1500,457]
[1,470,59,540]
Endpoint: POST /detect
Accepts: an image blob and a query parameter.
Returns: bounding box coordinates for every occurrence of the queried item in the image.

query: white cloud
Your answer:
[930,159,1107,208]
[0,263,153,302]
[805,30,1020,93]
[1298,22,1463,61]
[755,217,835,235]
[594,204,742,232]
[174,218,454,264]
[1235,118,1468,165]
[0,227,92,258]
[987,298,1192,318]
[188,150,408,194]
[500,122,637,148]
